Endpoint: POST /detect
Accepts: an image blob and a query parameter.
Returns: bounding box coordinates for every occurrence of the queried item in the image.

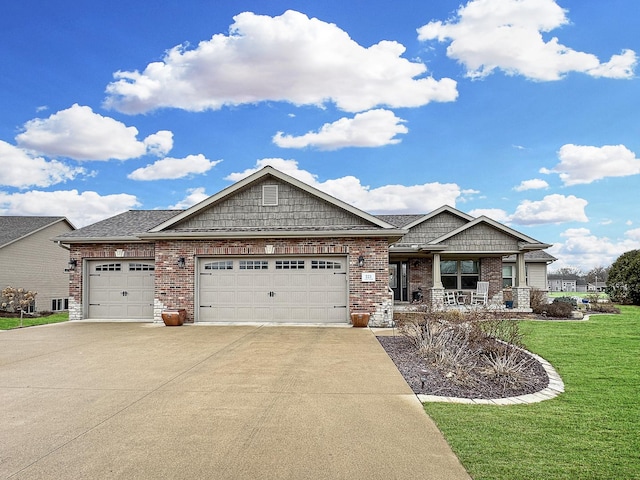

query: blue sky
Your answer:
[1,0,638,272]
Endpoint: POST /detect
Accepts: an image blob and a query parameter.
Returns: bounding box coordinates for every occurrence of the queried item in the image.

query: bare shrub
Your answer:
[403,308,537,393]
[530,288,550,314]
[544,301,573,318]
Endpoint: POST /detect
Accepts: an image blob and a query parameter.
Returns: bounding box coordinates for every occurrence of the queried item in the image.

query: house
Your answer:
[0,216,75,313]
[548,276,577,292]
[54,166,552,326]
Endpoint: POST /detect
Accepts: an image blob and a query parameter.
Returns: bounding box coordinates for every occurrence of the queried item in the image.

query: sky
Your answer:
[1,0,639,273]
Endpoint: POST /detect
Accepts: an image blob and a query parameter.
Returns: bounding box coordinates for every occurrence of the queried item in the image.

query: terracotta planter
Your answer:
[161,309,186,326]
[350,312,370,328]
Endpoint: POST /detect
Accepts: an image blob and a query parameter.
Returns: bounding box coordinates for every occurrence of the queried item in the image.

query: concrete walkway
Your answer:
[0,322,470,479]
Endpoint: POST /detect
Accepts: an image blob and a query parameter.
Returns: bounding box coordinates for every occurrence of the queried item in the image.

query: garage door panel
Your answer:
[198,257,347,323]
[88,261,154,320]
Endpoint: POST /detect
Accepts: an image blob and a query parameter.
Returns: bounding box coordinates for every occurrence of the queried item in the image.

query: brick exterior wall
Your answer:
[69,237,391,324]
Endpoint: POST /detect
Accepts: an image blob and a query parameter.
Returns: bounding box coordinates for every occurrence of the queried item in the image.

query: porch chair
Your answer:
[470,282,489,305]
[444,290,458,306]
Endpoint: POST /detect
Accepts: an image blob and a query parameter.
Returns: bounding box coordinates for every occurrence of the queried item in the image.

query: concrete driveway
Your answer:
[0,322,470,480]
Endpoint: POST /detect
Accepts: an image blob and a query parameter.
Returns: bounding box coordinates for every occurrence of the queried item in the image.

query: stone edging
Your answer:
[416,349,564,405]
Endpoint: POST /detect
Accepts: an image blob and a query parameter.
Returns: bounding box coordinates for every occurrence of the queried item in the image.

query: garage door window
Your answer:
[240,260,268,270]
[95,263,121,271]
[311,260,342,269]
[129,263,155,271]
[204,261,233,270]
[276,260,305,269]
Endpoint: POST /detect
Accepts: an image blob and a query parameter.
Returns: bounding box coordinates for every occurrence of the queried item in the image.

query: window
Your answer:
[441,260,479,290]
[204,261,233,270]
[503,266,514,288]
[239,260,268,270]
[276,260,305,269]
[503,265,529,287]
[311,260,342,270]
[95,263,121,271]
[129,263,154,271]
[51,298,69,311]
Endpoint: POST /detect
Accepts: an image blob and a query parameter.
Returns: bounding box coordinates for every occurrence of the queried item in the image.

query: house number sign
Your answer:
[361,272,376,282]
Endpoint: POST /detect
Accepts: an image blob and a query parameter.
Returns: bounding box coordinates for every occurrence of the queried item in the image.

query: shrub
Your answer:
[553,296,577,308]
[544,301,573,318]
[530,288,550,314]
[1,286,37,314]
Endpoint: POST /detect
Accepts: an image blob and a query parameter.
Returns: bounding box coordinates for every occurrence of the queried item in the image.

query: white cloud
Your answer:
[16,104,173,161]
[167,187,210,209]
[548,227,640,271]
[514,178,549,191]
[468,208,511,223]
[0,189,139,227]
[104,10,458,114]
[417,0,637,81]
[273,109,408,150]
[549,144,640,186]
[128,154,221,181]
[143,131,174,156]
[226,158,462,213]
[511,194,588,225]
[0,140,85,188]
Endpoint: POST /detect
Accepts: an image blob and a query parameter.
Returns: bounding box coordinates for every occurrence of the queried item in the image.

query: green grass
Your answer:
[423,306,640,480]
[0,311,69,330]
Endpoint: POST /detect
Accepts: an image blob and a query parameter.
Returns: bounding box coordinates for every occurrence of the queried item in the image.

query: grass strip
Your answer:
[423,306,640,480]
[0,312,69,330]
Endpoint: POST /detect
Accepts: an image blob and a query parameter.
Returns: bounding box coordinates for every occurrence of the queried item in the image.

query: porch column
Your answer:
[430,253,445,307]
[516,252,526,287]
[514,252,531,309]
[432,253,443,288]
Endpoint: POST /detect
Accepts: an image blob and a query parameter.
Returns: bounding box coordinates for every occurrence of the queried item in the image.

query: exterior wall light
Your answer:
[68,259,77,271]
[358,255,365,268]
[177,257,186,269]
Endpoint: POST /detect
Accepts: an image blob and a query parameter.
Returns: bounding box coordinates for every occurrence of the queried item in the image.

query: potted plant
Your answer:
[161,308,186,326]
[503,287,514,309]
[350,312,370,327]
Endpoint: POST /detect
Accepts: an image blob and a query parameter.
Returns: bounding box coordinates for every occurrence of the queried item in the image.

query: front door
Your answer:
[389,262,408,301]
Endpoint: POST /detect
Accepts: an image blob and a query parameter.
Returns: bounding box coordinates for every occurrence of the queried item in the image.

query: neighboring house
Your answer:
[0,216,75,313]
[548,276,577,292]
[54,166,552,326]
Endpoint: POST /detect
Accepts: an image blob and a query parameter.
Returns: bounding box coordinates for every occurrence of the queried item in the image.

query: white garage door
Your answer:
[198,257,348,323]
[87,261,155,319]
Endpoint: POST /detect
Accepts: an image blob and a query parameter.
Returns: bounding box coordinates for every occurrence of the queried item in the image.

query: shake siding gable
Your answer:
[443,224,521,252]
[399,212,469,244]
[171,179,375,231]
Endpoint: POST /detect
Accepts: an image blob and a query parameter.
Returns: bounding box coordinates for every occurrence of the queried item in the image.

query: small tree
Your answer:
[1,286,38,327]
[607,250,640,305]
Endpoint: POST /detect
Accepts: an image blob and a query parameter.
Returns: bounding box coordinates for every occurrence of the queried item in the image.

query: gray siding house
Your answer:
[0,216,75,312]
[54,167,553,326]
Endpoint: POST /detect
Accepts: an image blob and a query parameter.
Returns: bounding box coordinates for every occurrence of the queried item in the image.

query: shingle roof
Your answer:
[55,210,181,241]
[0,216,69,248]
[375,214,424,227]
[503,250,557,262]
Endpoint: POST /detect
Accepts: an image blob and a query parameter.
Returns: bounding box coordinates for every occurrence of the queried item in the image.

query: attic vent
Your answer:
[262,184,278,206]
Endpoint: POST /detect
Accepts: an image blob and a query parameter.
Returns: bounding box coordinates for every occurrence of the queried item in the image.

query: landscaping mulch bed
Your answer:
[377,334,549,399]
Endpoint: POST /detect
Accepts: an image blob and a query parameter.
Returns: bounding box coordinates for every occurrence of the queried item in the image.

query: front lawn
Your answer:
[0,311,69,330]
[423,306,640,480]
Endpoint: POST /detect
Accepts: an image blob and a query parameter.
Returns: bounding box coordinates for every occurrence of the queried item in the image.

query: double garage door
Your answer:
[198,256,348,323]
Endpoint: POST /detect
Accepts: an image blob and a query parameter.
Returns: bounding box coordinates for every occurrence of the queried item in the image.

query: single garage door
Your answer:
[87,260,155,319]
[198,257,348,323]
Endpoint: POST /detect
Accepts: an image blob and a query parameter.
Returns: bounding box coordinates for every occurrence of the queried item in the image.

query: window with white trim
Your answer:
[51,298,69,311]
[441,260,479,290]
